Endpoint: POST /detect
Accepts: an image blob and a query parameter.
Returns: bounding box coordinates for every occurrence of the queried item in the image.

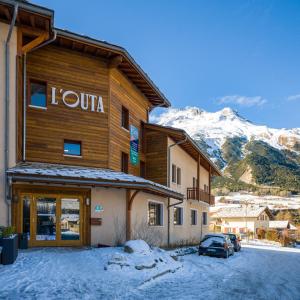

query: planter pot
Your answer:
[0,234,18,265]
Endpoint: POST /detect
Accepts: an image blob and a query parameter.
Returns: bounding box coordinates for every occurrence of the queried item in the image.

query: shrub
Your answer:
[266,229,279,242]
[0,226,15,238]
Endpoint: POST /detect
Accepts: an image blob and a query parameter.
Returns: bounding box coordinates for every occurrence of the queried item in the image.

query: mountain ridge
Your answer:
[151,106,300,192]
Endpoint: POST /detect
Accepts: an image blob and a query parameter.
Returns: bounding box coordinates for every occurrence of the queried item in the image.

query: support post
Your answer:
[126,189,139,241]
[197,154,200,201]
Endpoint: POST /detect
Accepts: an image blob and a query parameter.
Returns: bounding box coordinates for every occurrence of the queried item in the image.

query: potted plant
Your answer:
[0,226,18,265]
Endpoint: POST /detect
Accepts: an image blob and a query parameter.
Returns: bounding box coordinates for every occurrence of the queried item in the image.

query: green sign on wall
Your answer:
[130,125,139,165]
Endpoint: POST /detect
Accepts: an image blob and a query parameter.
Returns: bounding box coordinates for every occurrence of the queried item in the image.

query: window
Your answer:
[140,121,145,153]
[202,212,208,225]
[191,209,197,225]
[177,167,181,185]
[172,164,176,183]
[140,160,146,178]
[121,106,129,130]
[29,80,47,108]
[148,202,163,226]
[121,152,129,173]
[64,140,81,156]
[174,207,183,225]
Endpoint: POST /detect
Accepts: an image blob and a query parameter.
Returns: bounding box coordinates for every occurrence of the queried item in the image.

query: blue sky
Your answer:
[35,0,300,128]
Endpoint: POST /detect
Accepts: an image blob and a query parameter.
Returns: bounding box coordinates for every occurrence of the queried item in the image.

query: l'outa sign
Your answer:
[51,87,104,113]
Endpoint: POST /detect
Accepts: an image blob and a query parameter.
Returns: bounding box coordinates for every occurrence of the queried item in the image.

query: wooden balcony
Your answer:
[186,188,215,205]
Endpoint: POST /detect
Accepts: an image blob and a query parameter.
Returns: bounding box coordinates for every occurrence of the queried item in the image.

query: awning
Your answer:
[7,162,183,200]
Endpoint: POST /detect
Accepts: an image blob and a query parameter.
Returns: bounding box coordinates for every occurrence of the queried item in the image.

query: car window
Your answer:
[201,236,224,247]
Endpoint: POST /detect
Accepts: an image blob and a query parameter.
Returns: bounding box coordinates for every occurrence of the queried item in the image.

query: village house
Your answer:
[210,206,273,237]
[0,0,220,247]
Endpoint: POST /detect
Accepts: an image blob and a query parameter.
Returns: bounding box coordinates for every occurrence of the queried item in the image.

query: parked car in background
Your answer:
[224,233,241,252]
[198,234,234,258]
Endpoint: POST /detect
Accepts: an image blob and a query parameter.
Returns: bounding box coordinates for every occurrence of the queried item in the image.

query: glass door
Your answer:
[60,198,81,241]
[36,197,57,241]
[20,193,83,247]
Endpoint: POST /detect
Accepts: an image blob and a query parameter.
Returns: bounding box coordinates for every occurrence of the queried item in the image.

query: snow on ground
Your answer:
[214,193,300,210]
[0,245,300,299]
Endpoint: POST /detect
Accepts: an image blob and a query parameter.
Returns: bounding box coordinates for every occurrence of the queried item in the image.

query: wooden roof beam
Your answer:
[21,32,49,54]
[109,55,123,68]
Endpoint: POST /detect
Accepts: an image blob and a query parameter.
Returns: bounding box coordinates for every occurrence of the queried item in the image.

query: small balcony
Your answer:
[186,188,215,205]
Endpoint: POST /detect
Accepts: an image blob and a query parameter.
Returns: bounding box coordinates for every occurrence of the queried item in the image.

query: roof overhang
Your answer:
[145,123,222,176]
[7,163,183,200]
[54,28,170,108]
[0,0,54,32]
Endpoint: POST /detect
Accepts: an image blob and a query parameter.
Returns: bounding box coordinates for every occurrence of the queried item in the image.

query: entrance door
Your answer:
[20,193,83,247]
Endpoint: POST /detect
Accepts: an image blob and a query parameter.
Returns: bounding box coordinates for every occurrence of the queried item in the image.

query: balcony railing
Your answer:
[186,188,215,205]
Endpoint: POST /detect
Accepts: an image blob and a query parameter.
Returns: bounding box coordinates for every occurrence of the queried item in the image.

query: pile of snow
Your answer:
[124,240,151,254]
[106,240,182,275]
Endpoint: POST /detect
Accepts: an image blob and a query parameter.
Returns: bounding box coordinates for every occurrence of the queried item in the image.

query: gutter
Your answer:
[4,2,18,226]
[167,135,187,247]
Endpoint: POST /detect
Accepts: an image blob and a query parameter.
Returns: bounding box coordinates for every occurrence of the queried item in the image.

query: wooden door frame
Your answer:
[12,184,91,247]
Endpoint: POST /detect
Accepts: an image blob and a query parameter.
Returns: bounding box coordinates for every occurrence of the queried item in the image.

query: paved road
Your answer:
[135,246,300,300]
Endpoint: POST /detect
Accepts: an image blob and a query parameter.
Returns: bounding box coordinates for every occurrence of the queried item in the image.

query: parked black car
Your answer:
[199,234,234,258]
[224,233,241,252]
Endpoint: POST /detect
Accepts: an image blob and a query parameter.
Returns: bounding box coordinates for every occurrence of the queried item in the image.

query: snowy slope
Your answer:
[151,106,300,163]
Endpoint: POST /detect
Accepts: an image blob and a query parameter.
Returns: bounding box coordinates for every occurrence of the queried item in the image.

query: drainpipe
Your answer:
[167,135,187,247]
[4,3,18,226]
[22,30,57,161]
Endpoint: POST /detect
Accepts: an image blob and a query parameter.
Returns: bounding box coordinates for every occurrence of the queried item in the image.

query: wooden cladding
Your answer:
[20,44,109,168]
[18,42,149,175]
[145,131,168,186]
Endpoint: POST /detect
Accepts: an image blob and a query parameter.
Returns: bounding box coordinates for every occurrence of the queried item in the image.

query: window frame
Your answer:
[191,209,197,226]
[174,206,183,226]
[28,78,48,109]
[148,201,164,226]
[121,151,129,173]
[121,105,129,130]
[63,140,82,157]
[202,211,208,226]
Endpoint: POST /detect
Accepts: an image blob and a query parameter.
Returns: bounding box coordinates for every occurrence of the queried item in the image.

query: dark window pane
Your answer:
[121,152,129,173]
[202,212,208,225]
[148,202,162,226]
[191,210,197,225]
[177,168,181,185]
[64,140,81,156]
[174,207,183,225]
[121,106,129,129]
[140,161,146,178]
[22,196,31,240]
[36,197,56,241]
[172,164,176,183]
[30,81,46,107]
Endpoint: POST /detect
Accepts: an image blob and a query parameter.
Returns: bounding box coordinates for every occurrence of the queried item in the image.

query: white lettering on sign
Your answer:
[51,87,104,113]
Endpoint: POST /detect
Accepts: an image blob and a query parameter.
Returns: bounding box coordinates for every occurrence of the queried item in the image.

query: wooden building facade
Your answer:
[0,0,220,248]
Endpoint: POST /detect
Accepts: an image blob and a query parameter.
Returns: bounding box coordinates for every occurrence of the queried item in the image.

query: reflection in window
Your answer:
[64,140,81,156]
[36,197,56,241]
[61,198,80,240]
[30,81,47,107]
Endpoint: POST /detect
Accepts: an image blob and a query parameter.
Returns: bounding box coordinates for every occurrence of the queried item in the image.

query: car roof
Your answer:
[205,234,226,238]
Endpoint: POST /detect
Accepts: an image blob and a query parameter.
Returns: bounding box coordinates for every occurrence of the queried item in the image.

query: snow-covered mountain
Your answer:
[152,106,300,163]
[151,107,300,191]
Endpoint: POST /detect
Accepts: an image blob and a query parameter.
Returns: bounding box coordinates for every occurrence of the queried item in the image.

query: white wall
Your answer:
[0,23,17,226]
[167,137,210,245]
